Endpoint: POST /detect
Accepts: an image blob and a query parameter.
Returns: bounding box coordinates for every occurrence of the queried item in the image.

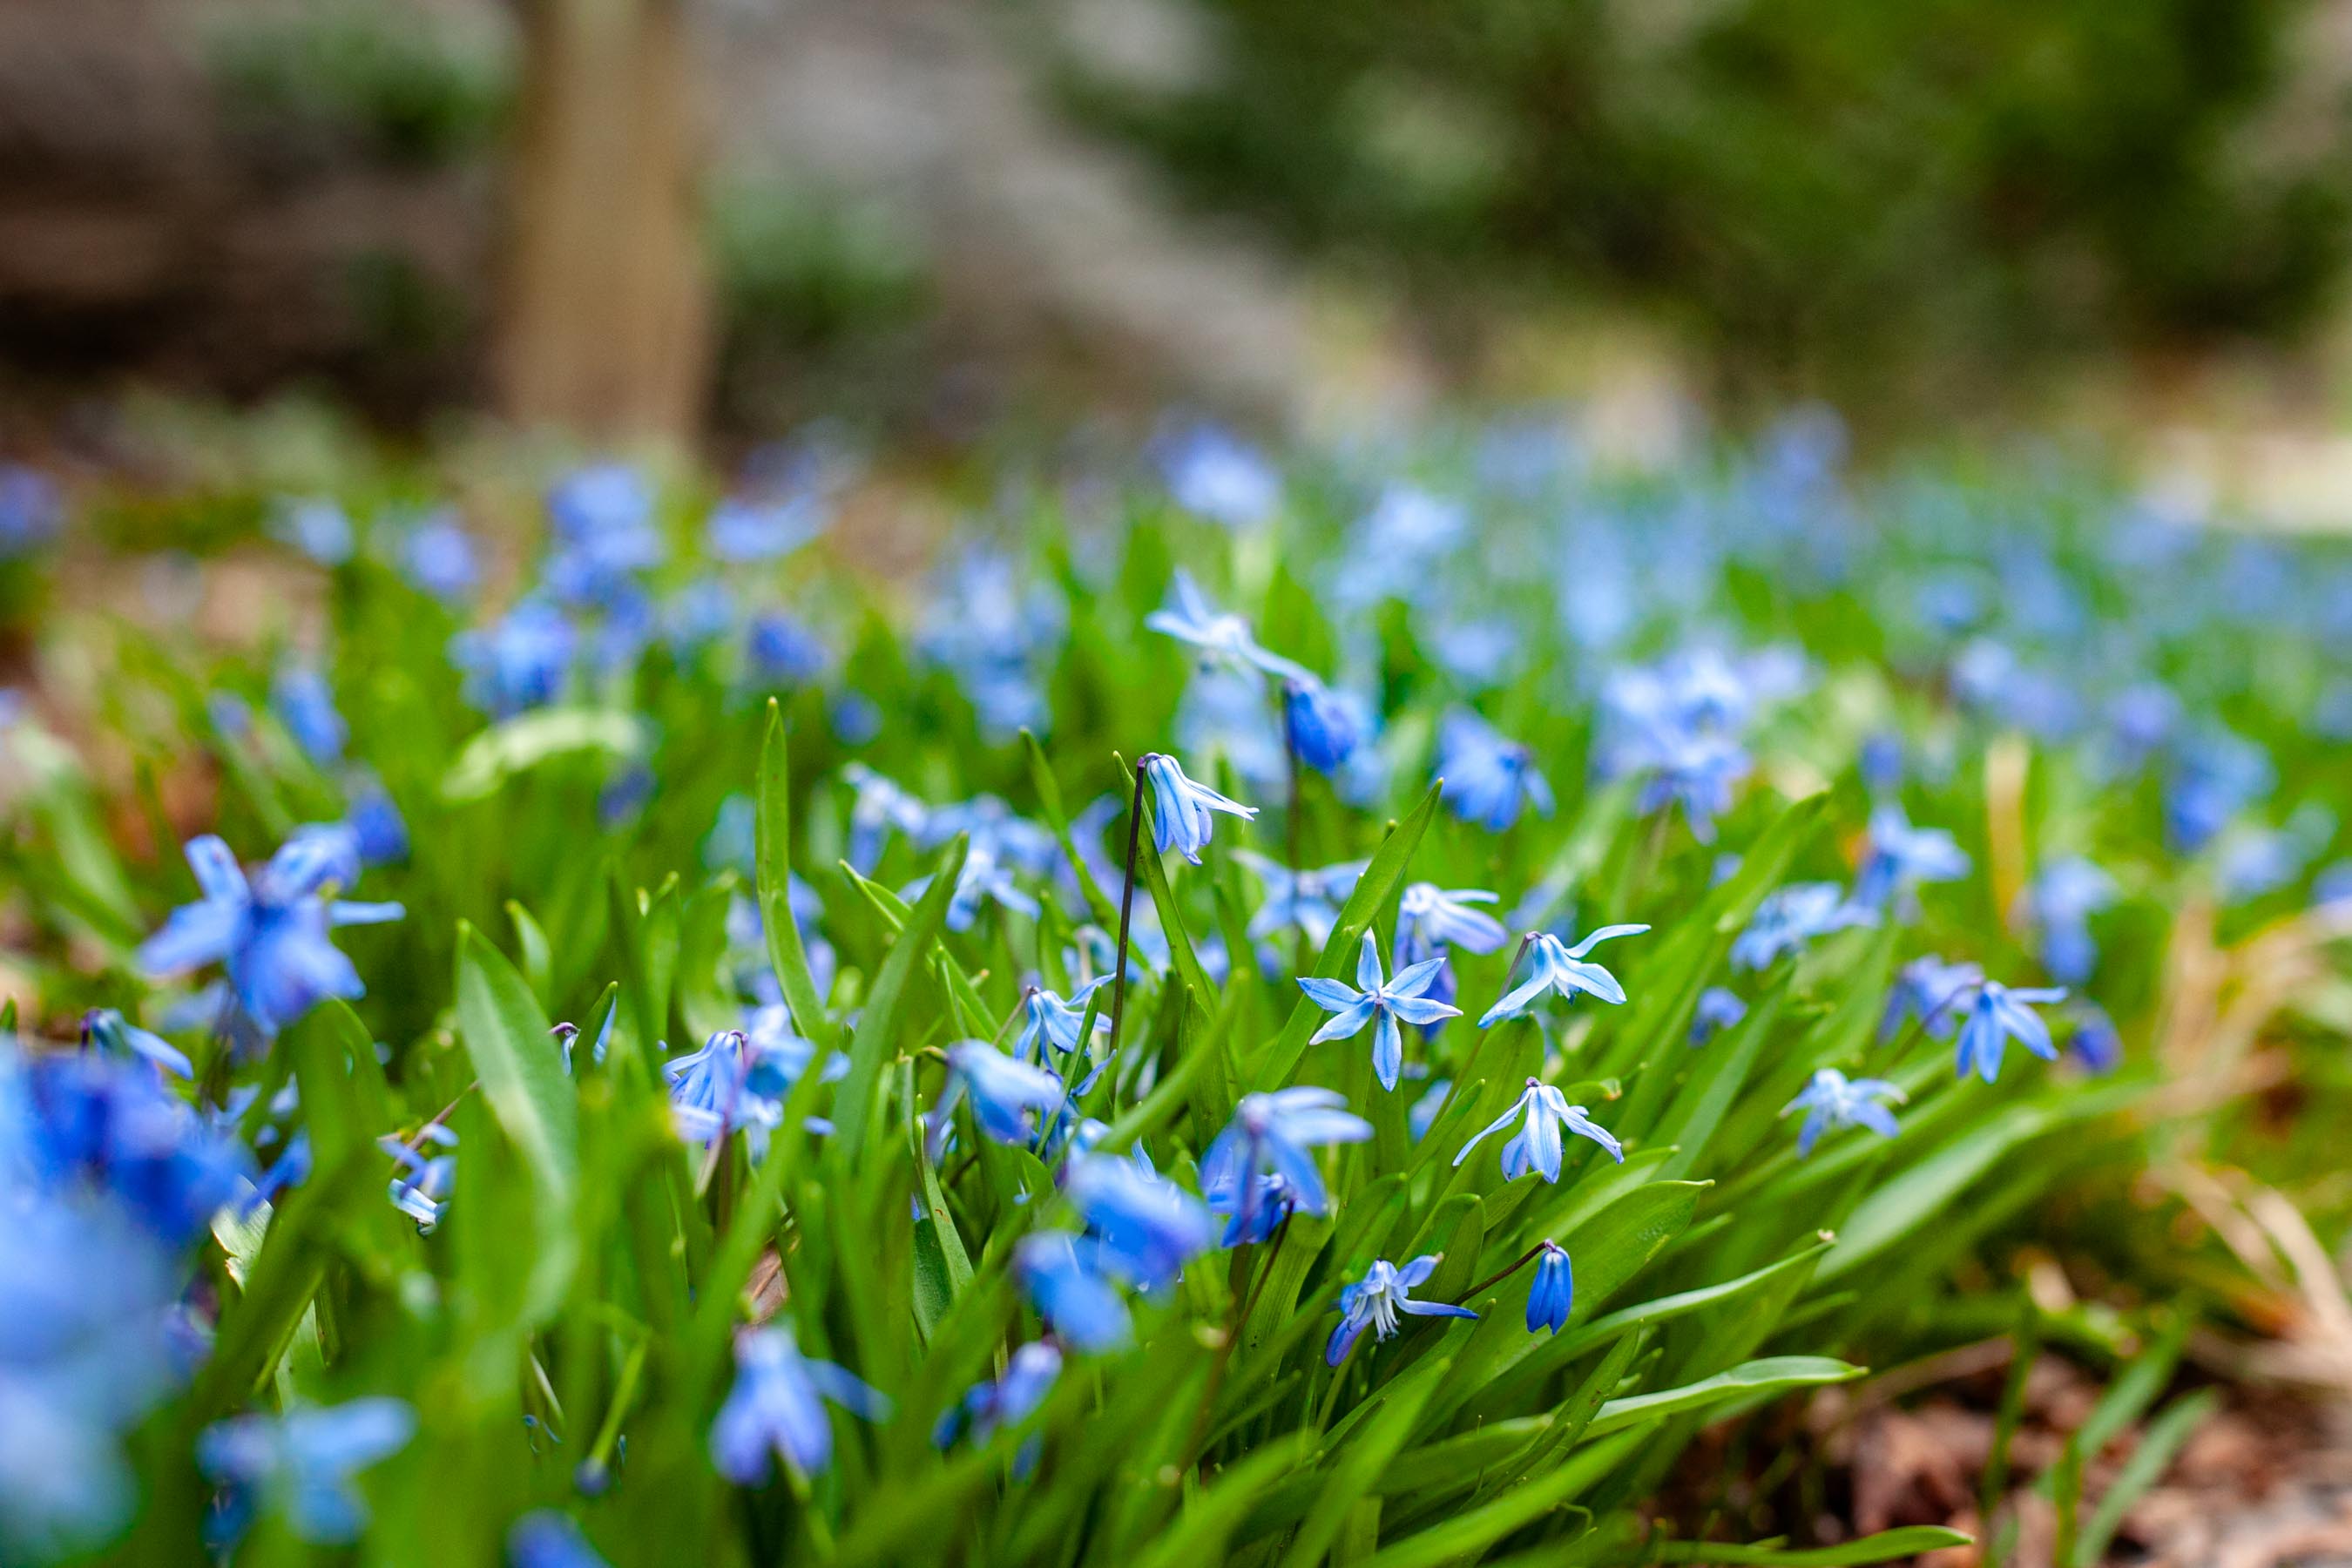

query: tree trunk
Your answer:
[497,0,706,445]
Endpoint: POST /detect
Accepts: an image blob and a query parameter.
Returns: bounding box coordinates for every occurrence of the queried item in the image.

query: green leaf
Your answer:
[1642,1527,1974,1564]
[757,698,834,1042]
[833,835,967,1166]
[1585,1355,1863,1437]
[2073,1389,2217,1567]
[454,923,578,1319]
[440,706,650,802]
[1026,727,1119,926]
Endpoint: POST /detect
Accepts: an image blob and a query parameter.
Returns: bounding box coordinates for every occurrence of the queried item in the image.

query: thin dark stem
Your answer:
[1105,758,1151,1060]
[1455,1241,1550,1306]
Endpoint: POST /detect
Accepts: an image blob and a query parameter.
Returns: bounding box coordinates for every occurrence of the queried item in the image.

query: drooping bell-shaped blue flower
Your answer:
[1525,1240,1573,1335]
[1141,752,1256,864]
[1478,924,1649,1027]
[1452,1078,1623,1182]
[710,1327,889,1483]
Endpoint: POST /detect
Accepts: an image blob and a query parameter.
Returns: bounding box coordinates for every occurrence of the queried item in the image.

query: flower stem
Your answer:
[1105,756,1151,1060]
[1456,1241,1549,1305]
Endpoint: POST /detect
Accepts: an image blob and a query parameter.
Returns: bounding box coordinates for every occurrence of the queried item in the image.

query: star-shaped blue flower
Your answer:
[1299,933,1463,1090]
[1954,980,2068,1083]
[1477,924,1649,1027]
[1783,1068,1904,1155]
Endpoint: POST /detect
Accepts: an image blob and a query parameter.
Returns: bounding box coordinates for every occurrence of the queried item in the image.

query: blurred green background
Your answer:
[3,0,2350,455]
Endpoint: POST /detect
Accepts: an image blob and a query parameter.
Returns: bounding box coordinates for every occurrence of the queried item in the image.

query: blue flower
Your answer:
[270,497,353,565]
[1783,1068,1904,1155]
[1155,422,1281,530]
[708,493,824,562]
[17,1045,251,1242]
[271,666,347,766]
[1882,955,1983,1041]
[1199,1088,1371,1240]
[944,845,1040,932]
[198,1398,416,1545]
[1436,711,1553,832]
[138,834,404,1035]
[1452,1078,1623,1181]
[668,1024,842,1152]
[1326,1255,1477,1366]
[1141,752,1256,864]
[1281,676,1362,774]
[451,598,576,715]
[1299,933,1462,1091]
[841,764,932,871]
[1407,1079,1451,1143]
[1478,924,1648,1027]
[399,510,477,602]
[1143,570,1306,685]
[1730,884,1875,971]
[1396,883,1508,968]
[346,775,409,866]
[509,1511,609,1568]
[1525,1240,1573,1334]
[2019,857,2114,983]
[1064,1153,1216,1291]
[1688,986,1747,1045]
[381,1130,456,1231]
[1236,853,1366,948]
[711,1327,889,1483]
[1017,1232,1132,1351]
[1854,802,1970,909]
[1014,980,1111,1061]
[2068,1004,2122,1074]
[544,463,663,605]
[82,1007,192,1078]
[936,1043,1066,1151]
[934,1342,1062,1450]
[0,463,64,557]
[745,612,828,686]
[2166,728,2273,853]
[1953,980,2068,1083]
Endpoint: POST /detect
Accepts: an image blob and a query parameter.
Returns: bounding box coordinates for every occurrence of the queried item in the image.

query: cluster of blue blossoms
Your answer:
[1,403,2345,1558]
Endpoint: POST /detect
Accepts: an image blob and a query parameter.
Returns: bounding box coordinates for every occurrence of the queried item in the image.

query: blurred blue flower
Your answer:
[382,1131,455,1231]
[1396,882,1508,970]
[1525,1240,1573,1335]
[1437,710,1553,833]
[1199,1088,1370,1239]
[842,764,932,871]
[934,1342,1061,1450]
[936,1043,1065,1152]
[269,497,354,565]
[81,1007,191,1079]
[345,775,409,866]
[510,1511,609,1568]
[1731,884,1875,971]
[1281,676,1363,774]
[1144,570,1306,685]
[1453,1077,1622,1181]
[198,1398,416,1545]
[1882,956,1983,1041]
[1203,1167,1296,1246]
[271,665,346,766]
[665,578,735,654]
[1064,1152,1216,1291]
[1953,979,2068,1083]
[1784,1068,1903,1155]
[1016,1232,1132,1351]
[1854,802,1970,910]
[1300,933,1460,1091]
[2067,1004,2122,1074]
[138,834,403,1036]
[399,510,477,602]
[0,463,64,557]
[1155,422,1280,529]
[1326,1255,1476,1366]
[2316,860,2352,907]
[2166,728,2272,853]
[1478,924,1648,1026]
[451,598,576,715]
[544,463,662,605]
[711,1327,889,1483]
[1141,752,1256,864]
[18,1047,250,1242]
[1330,483,1466,607]
[2020,857,2115,983]
[708,493,824,562]
[1235,853,1365,948]
[745,612,828,687]
[1689,986,1747,1045]
[1407,1078,1451,1142]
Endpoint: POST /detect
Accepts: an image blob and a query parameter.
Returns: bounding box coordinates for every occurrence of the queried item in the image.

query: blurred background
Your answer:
[6,0,2352,502]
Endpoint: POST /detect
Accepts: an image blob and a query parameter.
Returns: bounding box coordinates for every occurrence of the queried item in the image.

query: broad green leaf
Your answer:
[833,835,967,1166]
[1585,1355,1863,1437]
[440,706,650,802]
